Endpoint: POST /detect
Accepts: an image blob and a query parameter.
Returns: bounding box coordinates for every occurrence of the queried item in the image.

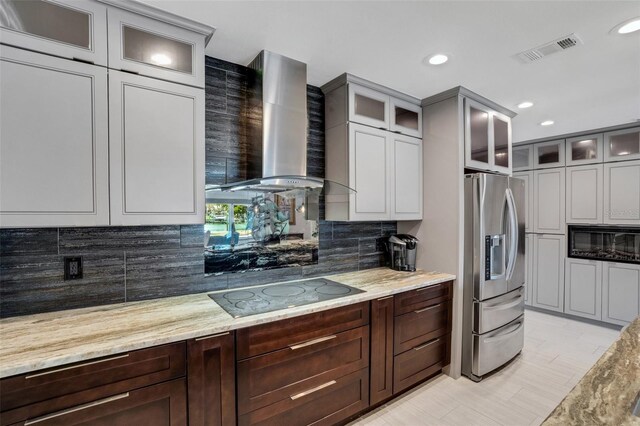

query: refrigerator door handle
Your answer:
[505,187,518,281]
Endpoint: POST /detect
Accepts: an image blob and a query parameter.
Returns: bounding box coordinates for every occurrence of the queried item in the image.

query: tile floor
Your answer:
[350,309,622,426]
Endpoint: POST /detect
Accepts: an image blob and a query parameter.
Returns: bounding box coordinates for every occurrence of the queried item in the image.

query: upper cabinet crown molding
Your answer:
[421,86,517,119]
[321,73,420,105]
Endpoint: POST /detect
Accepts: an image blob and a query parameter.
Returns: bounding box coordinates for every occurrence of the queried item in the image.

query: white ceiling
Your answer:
[141,0,640,142]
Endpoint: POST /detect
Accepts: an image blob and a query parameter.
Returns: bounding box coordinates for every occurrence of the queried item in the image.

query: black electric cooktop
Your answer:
[209,278,364,318]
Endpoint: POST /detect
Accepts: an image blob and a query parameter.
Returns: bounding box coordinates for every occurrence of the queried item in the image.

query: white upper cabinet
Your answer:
[533,168,566,234]
[534,139,565,169]
[565,134,603,166]
[390,98,422,138]
[566,164,603,224]
[109,71,205,225]
[0,0,108,65]
[604,160,640,225]
[391,134,423,220]
[107,7,206,88]
[348,83,390,129]
[604,127,640,162]
[513,171,533,232]
[602,262,640,326]
[464,98,512,174]
[0,46,109,227]
[513,144,534,171]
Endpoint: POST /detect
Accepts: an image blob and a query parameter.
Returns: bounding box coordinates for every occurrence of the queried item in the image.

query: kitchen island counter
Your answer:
[543,316,640,426]
[0,268,454,378]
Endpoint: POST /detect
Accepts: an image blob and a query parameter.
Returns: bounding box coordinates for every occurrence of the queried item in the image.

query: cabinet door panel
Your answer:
[534,140,565,169]
[532,234,565,312]
[492,112,512,175]
[564,258,601,320]
[349,124,391,220]
[109,71,204,225]
[534,168,566,234]
[0,0,107,65]
[513,172,532,232]
[524,234,533,306]
[513,145,533,171]
[464,99,492,171]
[188,333,235,426]
[392,135,422,220]
[370,297,394,405]
[604,160,640,225]
[348,84,389,129]
[566,134,603,166]
[604,127,640,162]
[0,45,109,227]
[107,8,204,87]
[602,262,640,325]
[566,164,603,224]
[390,97,421,138]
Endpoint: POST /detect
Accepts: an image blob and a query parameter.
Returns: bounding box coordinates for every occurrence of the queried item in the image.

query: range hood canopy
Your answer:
[210,50,322,193]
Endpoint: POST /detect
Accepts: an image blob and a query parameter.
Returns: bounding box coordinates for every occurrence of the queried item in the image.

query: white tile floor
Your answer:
[350,309,621,426]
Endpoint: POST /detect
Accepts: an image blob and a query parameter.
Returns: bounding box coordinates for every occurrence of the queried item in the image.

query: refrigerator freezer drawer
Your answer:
[472,315,524,377]
[473,287,525,334]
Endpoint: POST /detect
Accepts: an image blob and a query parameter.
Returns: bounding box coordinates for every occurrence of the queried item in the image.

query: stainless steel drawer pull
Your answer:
[377,295,393,301]
[290,380,337,400]
[289,335,337,350]
[195,332,230,341]
[414,303,441,314]
[24,393,130,424]
[25,354,130,379]
[413,338,440,351]
[416,284,441,292]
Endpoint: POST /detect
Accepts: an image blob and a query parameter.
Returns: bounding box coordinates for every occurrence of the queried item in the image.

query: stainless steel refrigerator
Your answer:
[462,173,525,381]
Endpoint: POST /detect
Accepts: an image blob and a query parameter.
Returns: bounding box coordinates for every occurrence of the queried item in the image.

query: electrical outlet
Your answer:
[64,256,83,280]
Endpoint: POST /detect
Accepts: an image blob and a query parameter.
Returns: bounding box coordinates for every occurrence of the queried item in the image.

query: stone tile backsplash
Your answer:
[0,57,397,318]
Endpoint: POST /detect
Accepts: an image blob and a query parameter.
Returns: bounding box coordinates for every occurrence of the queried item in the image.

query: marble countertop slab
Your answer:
[0,268,455,379]
[543,316,640,426]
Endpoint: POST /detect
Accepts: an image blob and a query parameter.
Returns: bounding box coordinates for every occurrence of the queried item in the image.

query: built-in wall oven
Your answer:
[568,226,640,265]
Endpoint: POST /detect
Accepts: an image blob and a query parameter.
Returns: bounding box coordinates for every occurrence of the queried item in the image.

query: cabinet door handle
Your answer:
[288,335,337,350]
[416,283,441,292]
[377,295,393,301]
[195,332,230,342]
[25,354,130,379]
[290,380,336,400]
[414,338,440,351]
[414,303,441,314]
[24,393,129,424]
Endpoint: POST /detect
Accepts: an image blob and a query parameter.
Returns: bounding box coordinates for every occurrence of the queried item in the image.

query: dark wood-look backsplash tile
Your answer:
[0,56,397,318]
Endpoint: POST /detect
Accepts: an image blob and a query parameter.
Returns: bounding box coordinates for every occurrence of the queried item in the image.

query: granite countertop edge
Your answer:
[0,268,455,379]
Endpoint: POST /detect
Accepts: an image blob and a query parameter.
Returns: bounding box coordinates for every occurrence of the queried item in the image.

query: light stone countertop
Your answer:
[543,316,640,426]
[0,268,455,379]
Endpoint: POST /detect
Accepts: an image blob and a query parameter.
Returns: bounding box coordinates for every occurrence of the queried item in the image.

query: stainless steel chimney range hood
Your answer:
[207,50,325,193]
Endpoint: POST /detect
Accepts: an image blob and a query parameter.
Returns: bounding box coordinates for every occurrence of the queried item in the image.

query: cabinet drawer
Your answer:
[236,302,369,359]
[393,335,449,394]
[5,378,187,426]
[394,301,451,355]
[238,368,369,426]
[0,343,185,424]
[238,326,369,415]
[394,281,452,316]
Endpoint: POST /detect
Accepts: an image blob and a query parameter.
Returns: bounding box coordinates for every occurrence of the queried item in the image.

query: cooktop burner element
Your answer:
[209,278,364,318]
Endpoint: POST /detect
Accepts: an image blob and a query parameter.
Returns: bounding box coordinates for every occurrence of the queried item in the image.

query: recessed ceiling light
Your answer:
[614,17,640,34]
[517,101,533,109]
[427,54,448,65]
[540,120,554,126]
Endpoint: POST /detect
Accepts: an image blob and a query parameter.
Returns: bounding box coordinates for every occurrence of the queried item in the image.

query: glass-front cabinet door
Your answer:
[513,144,533,171]
[390,97,421,138]
[0,0,107,65]
[464,98,492,171]
[604,127,640,162]
[107,8,205,87]
[566,134,603,166]
[492,111,512,174]
[348,83,390,129]
[534,140,565,169]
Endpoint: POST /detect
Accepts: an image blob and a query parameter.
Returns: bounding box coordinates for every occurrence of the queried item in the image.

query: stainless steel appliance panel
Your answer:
[473,287,524,334]
[472,315,524,377]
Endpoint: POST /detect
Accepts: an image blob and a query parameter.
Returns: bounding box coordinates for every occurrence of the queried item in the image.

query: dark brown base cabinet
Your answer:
[187,332,236,426]
[0,281,454,426]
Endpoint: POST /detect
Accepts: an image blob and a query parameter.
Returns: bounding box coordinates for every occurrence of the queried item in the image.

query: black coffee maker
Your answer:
[387,234,419,271]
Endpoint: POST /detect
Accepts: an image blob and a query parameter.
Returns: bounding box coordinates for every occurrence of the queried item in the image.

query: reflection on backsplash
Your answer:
[204,189,319,275]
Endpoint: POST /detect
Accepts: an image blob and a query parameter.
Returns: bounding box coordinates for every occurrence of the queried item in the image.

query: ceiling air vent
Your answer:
[517,33,583,63]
